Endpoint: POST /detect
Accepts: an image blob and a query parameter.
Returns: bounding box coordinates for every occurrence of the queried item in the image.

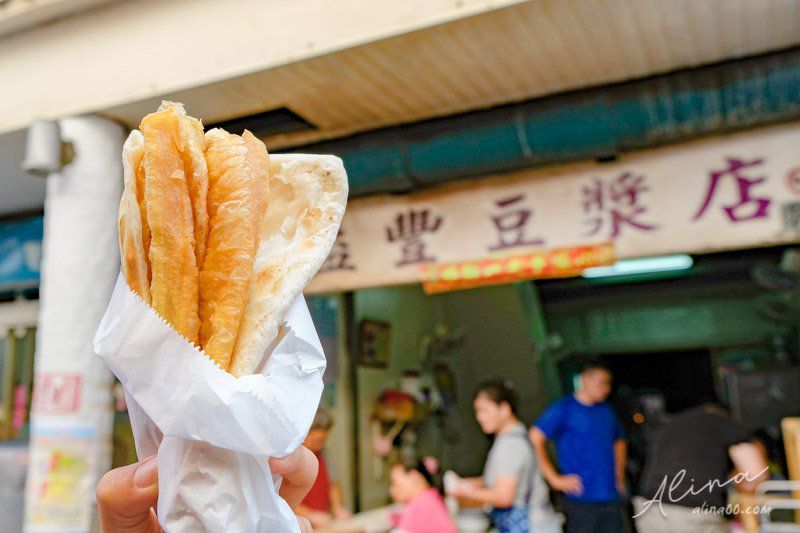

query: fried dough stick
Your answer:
[140,103,206,343]
[199,129,269,369]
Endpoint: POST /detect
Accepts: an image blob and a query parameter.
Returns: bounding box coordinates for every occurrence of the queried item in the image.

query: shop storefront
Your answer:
[304,121,800,517]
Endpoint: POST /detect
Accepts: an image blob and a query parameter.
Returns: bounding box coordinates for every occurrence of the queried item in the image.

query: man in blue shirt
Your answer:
[529,360,627,533]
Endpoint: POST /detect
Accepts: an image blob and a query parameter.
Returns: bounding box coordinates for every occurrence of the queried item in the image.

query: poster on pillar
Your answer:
[24,425,96,530]
[307,122,800,293]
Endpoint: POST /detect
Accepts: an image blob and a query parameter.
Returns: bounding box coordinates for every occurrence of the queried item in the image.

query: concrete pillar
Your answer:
[23,116,124,532]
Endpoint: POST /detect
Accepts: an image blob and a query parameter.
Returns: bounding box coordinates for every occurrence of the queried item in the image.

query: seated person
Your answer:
[389,458,456,533]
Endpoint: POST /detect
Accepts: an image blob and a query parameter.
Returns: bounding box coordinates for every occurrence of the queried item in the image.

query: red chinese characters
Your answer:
[582,172,657,238]
[489,194,544,251]
[33,373,82,414]
[693,157,771,222]
[386,209,444,266]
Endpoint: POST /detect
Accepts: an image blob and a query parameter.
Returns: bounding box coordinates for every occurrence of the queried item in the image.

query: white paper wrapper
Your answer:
[93,274,326,532]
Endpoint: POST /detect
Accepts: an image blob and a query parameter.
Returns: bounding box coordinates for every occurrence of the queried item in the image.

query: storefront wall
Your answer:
[331,123,800,509]
[540,258,788,396]
[544,281,782,359]
[332,249,794,510]
[352,283,547,510]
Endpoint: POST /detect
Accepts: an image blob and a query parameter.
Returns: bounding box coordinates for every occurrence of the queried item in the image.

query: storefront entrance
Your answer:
[315,246,800,516]
[538,246,798,496]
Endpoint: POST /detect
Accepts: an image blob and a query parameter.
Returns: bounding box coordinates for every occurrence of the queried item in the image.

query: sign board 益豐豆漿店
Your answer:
[307,122,800,293]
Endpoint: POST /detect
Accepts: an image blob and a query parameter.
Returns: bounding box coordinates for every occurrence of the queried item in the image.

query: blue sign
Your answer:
[0,216,43,290]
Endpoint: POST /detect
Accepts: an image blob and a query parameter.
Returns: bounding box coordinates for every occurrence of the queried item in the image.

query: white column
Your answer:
[23,116,124,533]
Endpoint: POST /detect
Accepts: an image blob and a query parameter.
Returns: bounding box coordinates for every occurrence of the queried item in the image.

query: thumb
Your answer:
[96,455,160,533]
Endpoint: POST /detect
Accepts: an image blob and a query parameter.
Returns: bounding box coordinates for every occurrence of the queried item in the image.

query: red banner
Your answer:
[421,243,615,294]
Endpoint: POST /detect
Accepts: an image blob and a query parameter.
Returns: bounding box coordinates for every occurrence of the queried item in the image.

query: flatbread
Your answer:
[229,154,348,376]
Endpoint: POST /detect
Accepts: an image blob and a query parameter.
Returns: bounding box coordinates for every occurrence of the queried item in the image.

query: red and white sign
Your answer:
[33,374,82,414]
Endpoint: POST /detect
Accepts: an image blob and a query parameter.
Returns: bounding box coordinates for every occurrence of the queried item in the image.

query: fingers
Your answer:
[297,515,312,533]
[566,475,584,495]
[98,448,318,532]
[334,508,352,520]
[96,455,161,533]
[269,446,319,509]
[557,474,583,495]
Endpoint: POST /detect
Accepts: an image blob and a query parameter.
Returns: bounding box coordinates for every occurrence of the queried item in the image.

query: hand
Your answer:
[447,482,484,509]
[96,455,160,533]
[305,510,333,528]
[97,447,318,533]
[446,481,475,500]
[268,445,319,533]
[550,474,584,496]
[445,481,462,498]
[616,476,627,497]
[333,505,352,521]
[464,477,483,488]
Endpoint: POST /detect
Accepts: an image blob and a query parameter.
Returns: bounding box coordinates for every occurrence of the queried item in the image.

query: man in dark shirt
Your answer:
[633,403,768,532]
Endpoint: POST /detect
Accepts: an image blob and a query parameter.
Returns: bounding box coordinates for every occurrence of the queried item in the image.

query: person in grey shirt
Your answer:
[447,381,557,533]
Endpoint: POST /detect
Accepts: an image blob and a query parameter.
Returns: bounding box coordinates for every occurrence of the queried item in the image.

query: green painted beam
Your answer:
[298,47,800,196]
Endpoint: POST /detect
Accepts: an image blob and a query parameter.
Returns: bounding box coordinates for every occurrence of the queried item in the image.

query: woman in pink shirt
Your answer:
[389,460,457,533]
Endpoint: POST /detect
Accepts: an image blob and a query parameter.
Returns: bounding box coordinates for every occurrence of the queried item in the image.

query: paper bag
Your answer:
[93,274,326,532]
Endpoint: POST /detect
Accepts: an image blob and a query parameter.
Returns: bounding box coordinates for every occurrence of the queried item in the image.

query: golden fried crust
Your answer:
[141,107,200,344]
[177,113,209,270]
[119,211,150,301]
[198,129,269,370]
[134,154,151,284]
[242,130,270,232]
[119,131,151,303]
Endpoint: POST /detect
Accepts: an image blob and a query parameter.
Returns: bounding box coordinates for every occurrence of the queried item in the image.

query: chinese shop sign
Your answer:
[307,122,800,293]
